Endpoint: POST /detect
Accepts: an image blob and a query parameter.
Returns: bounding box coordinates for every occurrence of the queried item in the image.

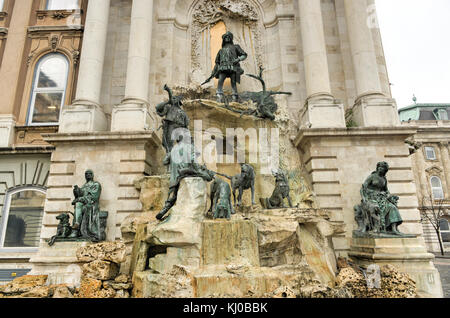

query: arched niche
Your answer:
[188,0,265,92]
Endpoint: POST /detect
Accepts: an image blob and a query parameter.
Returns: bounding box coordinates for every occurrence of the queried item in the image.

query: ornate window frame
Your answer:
[0,186,47,253]
[26,53,70,126]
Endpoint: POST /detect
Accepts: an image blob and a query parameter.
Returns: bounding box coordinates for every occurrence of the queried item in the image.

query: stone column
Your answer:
[59,0,111,133]
[0,0,34,147]
[439,142,450,196]
[298,0,345,128]
[343,0,399,127]
[111,0,154,131]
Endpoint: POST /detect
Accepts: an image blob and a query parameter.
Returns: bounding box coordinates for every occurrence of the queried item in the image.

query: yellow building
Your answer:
[0,0,85,282]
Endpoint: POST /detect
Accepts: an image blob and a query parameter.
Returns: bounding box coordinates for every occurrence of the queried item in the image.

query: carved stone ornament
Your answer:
[191,0,263,71]
[50,35,60,51]
[425,166,443,176]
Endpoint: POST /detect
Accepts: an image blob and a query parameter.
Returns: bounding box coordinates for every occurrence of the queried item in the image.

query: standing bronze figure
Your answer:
[202,31,248,103]
[156,84,189,154]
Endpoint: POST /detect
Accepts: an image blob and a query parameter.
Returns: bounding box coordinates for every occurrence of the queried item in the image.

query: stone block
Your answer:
[82,260,120,281]
[351,97,400,127]
[300,100,346,129]
[59,104,108,133]
[29,242,88,287]
[0,275,48,295]
[76,242,127,264]
[77,277,103,298]
[111,103,154,131]
[134,176,169,212]
[147,178,207,248]
[201,220,260,267]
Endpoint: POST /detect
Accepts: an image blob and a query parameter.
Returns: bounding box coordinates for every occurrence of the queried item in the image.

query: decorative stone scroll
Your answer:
[190,0,263,72]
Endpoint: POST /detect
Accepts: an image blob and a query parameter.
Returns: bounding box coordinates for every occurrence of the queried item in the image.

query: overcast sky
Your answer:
[375,0,450,109]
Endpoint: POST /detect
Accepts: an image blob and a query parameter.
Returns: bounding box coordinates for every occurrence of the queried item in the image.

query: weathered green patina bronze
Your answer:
[243,67,292,120]
[354,162,415,238]
[216,163,256,208]
[48,170,108,245]
[156,84,190,154]
[202,31,248,103]
[260,170,293,209]
[48,212,72,246]
[208,176,235,220]
[156,135,215,220]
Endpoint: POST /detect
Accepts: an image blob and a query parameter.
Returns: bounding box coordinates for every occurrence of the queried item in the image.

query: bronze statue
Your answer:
[354,162,413,238]
[245,67,292,120]
[260,170,293,209]
[156,85,189,154]
[156,135,215,220]
[48,213,72,246]
[209,176,235,220]
[48,170,108,245]
[69,169,107,242]
[202,31,248,103]
[216,163,256,207]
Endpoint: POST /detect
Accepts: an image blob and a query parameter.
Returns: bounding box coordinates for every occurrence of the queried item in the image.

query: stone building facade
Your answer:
[0,0,442,295]
[399,103,450,253]
[0,0,86,281]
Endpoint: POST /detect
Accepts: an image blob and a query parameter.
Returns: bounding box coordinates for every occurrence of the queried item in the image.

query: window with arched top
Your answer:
[46,0,79,10]
[27,53,69,125]
[0,187,46,250]
[430,176,444,200]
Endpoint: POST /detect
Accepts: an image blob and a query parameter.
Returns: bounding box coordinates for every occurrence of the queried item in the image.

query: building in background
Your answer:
[0,0,85,282]
[399,101,450,253]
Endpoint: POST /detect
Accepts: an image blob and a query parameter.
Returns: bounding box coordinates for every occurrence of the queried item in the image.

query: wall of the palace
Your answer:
[0,153,51,273]
[0,0,394,144]
[93,0,391,127]
[406,121,450,252]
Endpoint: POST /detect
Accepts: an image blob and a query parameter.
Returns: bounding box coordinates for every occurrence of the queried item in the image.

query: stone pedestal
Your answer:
[142,177,209,274]
[149,177,207,248]
[59,104,108,133]
[28,242,89,287]
[111,101,154,132]
[201,220,260,267]
[300,98,346,129]
[349,237,443,298]
[351,96,400,127]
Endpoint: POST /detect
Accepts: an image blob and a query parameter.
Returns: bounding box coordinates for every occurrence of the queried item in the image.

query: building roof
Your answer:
[398,103,450,122]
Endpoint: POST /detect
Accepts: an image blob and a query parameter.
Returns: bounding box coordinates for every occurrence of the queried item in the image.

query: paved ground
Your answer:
[433,253,450,298]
